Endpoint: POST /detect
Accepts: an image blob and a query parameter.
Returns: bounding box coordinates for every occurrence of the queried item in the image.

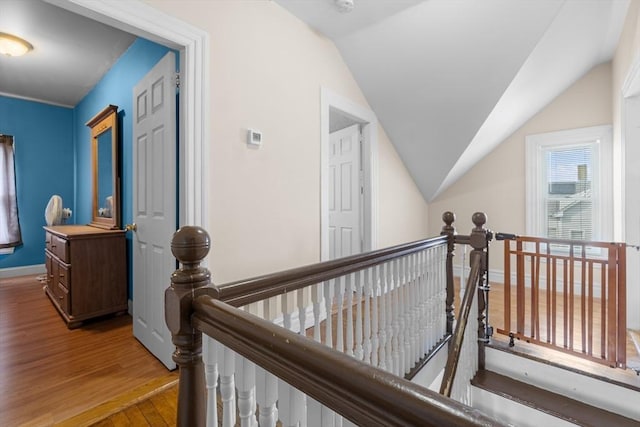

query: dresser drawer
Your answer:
[58,263,70,289]
[50,234,69,263]
[57,282,69,314]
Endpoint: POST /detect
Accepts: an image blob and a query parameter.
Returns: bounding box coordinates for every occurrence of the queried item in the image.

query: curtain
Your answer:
[0,135,22,248]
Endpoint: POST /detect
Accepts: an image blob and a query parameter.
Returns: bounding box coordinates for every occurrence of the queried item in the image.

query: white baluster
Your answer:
[409,253,420,368]
[354,270,364,360]
[298,287,308,335]
[278,382,306,427]
[204,337,219,427]
[377,263,387,370]
[324,279,334,347]
[391,258,402,376]
[419,249,429,356]
[220,346,236,427]
[345,273,354,357]
[336,276,345,352]
[312,283,324,342]
[235,353,257,427]
[363,267,372,364]
[371,265,380,367]
[256,366,278,427]
[282,290,295,332]
[385,262,394,373]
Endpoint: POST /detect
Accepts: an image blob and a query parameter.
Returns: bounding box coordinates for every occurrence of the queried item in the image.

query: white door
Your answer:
[132,52,177,369]
[329,124,362,259]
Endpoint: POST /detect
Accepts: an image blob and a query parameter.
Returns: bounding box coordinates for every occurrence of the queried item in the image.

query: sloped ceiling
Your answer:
[275,0,629,202]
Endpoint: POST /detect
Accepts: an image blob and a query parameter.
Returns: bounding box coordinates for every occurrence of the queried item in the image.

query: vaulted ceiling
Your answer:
[0,0,630,201]
[275,0,629,201]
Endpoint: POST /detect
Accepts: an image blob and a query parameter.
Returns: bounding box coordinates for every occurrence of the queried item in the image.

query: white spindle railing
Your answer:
[200,241,451,427]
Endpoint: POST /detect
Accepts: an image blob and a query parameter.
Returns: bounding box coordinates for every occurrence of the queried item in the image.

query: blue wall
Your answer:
[1,37,172,293]
[0,97,74,268]
[75,38,172,227]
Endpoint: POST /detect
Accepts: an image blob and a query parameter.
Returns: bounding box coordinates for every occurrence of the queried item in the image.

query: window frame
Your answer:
[525,125,613,246]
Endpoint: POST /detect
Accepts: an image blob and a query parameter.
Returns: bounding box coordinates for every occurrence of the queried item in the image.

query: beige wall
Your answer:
[146,0,428,283]
[428,62,613,273]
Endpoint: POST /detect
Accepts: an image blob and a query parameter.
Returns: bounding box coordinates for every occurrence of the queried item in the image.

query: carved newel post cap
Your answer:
[171,226,211,267]
[442,211,456,226]
[472,212,487,230]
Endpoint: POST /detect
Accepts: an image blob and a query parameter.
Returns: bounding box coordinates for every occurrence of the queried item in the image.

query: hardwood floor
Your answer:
[0,274,176,427]
[2,274,637,426]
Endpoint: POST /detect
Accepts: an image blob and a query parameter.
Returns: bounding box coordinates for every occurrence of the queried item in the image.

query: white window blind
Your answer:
[526,125,612,243]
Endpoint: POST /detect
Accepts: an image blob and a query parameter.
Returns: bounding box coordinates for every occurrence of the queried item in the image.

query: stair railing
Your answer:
[498,234,626,368]
[440,213,491,404]
[165,212,502,426]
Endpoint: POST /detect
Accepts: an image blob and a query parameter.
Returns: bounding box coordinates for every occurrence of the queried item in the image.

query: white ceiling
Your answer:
[0,0,630,201]
[0,0,135,107]
[275,0,630,201]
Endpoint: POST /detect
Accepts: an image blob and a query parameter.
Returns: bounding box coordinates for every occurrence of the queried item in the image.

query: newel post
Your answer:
[165,226,211,427]
[441,211,456,335]
[469,212,490,370]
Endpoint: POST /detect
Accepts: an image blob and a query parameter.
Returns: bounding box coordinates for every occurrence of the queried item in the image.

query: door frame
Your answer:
[47,0,209,231]
[320,87,378,261]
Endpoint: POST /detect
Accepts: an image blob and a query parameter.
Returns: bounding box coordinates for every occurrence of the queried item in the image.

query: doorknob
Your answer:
[125,223,137,232]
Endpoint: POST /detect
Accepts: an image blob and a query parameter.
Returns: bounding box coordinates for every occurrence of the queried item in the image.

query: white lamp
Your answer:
[0,32,33,57]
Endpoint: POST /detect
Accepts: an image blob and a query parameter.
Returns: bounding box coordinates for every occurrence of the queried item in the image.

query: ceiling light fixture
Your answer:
[335,0,354,13]
[0,32,33,57]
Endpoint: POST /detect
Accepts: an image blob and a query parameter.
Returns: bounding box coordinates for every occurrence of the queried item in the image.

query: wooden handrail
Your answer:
[192,295,505,427]
[439,255,482,396]
[440,212,490,397]
[212,234,448,307]
[165,212,492,426]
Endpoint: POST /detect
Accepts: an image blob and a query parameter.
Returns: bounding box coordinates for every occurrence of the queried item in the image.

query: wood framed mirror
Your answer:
[86,105,120,230]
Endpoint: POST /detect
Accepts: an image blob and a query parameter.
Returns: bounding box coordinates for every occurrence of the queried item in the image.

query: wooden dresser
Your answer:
[44,225,127,328]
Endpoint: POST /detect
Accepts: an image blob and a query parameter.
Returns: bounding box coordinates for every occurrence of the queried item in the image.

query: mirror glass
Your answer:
[97,129,113,218]
[87,105,119,229]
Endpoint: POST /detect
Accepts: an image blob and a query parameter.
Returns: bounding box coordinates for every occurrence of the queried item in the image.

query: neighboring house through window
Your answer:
[0,134,22,254]
[525,125,613,244]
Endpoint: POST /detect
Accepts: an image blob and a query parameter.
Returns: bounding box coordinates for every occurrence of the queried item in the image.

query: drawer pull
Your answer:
[51,244,56,248]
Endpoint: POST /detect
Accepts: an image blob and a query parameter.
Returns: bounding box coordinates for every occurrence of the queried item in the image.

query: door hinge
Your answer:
[175,73,181,89]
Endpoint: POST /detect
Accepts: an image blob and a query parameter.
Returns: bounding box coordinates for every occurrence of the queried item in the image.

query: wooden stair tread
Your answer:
[471,370,637,427]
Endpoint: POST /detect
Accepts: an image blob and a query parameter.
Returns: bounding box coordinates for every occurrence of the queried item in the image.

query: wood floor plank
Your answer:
[137,399,168,427]
[121,405,150,426]
[0,275,173,426]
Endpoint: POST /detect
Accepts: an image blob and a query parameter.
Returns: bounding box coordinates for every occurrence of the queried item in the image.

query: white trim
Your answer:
[525,125,613,241]
[45,0,210,230]
[621,54,640,330]
[0,264,46,278]
[320,87,378,261]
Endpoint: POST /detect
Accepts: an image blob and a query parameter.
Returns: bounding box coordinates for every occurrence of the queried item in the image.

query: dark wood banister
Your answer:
[165,212,493,426]
[192,295,505,427]
[440,212,490,397]
[439,256,481,396]
[209,234,449,308]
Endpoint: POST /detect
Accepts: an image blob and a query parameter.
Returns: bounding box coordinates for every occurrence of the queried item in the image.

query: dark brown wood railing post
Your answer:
[165,226,211,427]
[469,212,489,370]
[441,211,456,335]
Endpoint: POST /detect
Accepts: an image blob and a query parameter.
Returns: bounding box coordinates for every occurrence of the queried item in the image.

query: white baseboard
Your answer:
[0,264,46,278]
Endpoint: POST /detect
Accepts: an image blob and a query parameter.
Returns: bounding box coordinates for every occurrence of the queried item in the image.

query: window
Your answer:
[0,134,22,253]
[526,125,612,243]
